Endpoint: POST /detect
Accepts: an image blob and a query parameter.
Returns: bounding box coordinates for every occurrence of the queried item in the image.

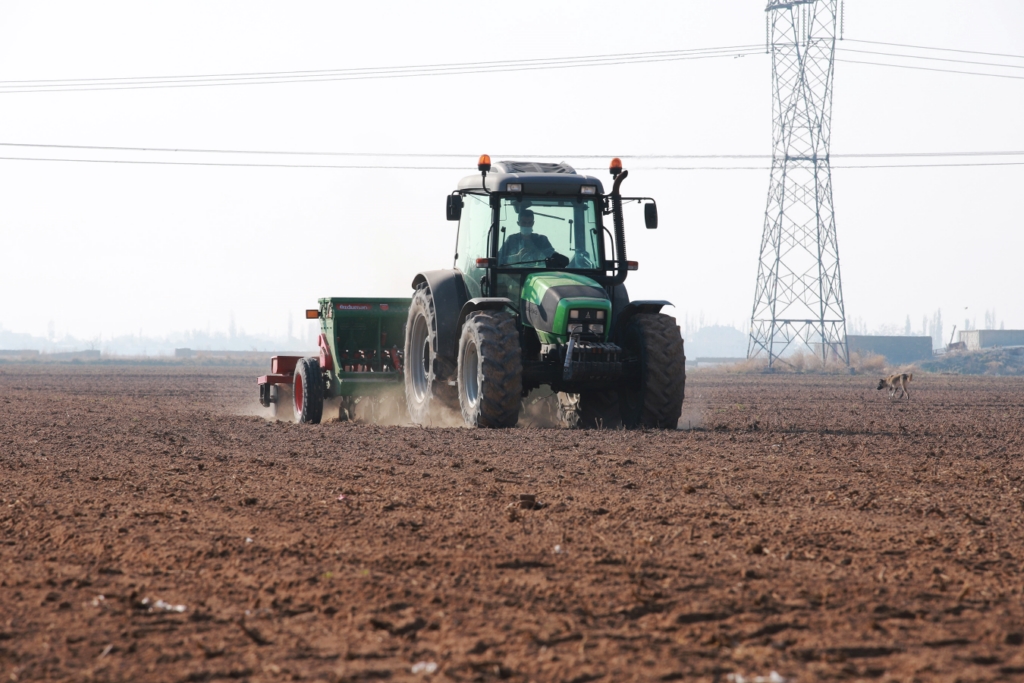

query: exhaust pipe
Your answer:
[609,169,629,286]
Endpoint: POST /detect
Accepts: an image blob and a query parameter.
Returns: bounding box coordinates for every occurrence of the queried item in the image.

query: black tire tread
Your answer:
[294,357,324,424]
[620,313,686,429]
[459,311,522,428]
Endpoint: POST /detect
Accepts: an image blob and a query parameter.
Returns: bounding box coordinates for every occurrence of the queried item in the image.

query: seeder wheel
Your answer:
[292,357,324,424]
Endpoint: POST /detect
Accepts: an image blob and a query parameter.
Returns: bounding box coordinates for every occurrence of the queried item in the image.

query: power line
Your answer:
[0,38,1019,95]
[837,150,1024,158]
[0,52,765,94]
[832,161,1024,169]
[1,155,1022,171]
[836,58,1024,81]
[1,38,1020,95]
[0,44,762,85]
[632,162,1024,170]
[3,141,1024,160]
[0,156,465,170]
[0,142,771,159]
[0,45,764,94]
[845,38,1024,61]
[837,47,1024,71]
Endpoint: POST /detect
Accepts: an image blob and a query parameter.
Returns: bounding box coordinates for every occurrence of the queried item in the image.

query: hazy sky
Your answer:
[1,1,1022,344]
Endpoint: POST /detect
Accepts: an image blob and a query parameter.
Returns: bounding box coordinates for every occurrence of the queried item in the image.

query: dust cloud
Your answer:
[244,385,702,430]
[676,394,705,431]
[518,388,564,429]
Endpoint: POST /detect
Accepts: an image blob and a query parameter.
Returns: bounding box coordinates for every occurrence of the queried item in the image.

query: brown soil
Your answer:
[2,367,1024,682]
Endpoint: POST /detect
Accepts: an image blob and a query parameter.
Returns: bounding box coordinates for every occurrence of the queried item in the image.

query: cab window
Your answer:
[496,197,601,269]
[456,193,493,298]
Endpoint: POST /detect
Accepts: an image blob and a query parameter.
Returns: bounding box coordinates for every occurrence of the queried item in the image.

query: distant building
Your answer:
[0,349,40,359]
[44,350,102,361]
[846,335,932,365]
[686,325,748,358]
[959,330,1024,351]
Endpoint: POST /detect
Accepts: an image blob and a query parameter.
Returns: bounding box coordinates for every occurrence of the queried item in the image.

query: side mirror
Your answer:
[446,194,463,221]
[644,202,658,230]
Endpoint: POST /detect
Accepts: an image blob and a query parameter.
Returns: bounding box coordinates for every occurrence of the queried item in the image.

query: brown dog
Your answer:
[877,373,912,400]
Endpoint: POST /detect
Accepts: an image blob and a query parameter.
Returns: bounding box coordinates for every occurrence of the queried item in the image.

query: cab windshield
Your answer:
[497,196,601,269]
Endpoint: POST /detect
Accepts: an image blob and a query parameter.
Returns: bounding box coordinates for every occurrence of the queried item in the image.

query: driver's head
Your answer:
[517,209,535,234]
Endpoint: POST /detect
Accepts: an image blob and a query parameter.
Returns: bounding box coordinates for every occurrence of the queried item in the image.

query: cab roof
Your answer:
[457,160,606,195]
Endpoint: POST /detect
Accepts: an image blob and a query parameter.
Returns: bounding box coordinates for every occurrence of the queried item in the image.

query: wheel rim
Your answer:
[461,338,480,408]
[294,374,304,414]
[409,313,430,402]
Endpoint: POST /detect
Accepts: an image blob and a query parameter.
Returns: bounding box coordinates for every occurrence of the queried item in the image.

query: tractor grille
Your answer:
[565,342,623,381]
[567,308,606,340]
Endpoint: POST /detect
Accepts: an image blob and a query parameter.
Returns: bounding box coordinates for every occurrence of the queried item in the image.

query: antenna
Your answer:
[749,0,849,370]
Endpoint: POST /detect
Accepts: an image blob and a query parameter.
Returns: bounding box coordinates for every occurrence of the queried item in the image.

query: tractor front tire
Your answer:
[457,311,522,428]
[293,357,324,424]
[618,313,686,429]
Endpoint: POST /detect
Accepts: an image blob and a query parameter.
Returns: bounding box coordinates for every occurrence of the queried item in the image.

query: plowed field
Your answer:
[2,367,1024,682]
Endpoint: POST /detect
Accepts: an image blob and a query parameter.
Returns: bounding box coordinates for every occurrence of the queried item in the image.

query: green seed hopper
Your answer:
[258,297,410,421]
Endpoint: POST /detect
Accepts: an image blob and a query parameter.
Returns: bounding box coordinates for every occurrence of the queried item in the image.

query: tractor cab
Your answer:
[446,158,658,344]
[447,157,656,295]
[449,160,610,303]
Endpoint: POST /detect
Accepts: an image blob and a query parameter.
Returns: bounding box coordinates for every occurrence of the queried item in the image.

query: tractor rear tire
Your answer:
[578,390,622,429]
[404,286,461,425]
[457,311,522,428]
[618,313,686,429]
[293,357,324,424]
[269,384,295,422]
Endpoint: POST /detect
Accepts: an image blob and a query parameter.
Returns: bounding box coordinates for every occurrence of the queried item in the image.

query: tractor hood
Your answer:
[521,272,611,341]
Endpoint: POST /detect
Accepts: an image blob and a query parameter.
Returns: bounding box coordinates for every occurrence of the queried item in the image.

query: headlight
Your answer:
[568,324,584,334]
[591,324,604,335]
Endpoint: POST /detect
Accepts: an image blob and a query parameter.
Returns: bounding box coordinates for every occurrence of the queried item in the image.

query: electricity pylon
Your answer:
[749,0,848,368]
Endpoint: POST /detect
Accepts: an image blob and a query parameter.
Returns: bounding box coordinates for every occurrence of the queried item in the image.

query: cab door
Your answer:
[455,193,492,299]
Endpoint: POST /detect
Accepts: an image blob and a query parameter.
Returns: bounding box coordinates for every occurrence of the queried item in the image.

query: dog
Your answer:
[877,373,912,400]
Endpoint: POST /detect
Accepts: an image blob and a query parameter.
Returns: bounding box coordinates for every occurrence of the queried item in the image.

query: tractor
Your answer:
[404,156,685,429]
[257,156,685,428]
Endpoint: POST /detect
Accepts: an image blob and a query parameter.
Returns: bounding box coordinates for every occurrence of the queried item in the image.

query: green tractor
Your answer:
[405,156,685,429]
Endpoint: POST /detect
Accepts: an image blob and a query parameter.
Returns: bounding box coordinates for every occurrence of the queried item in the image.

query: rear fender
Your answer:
[410,270,468,362]
[457,298,516,334]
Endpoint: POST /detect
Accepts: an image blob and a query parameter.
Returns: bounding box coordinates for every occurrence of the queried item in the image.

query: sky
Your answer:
[0,0,1022,349]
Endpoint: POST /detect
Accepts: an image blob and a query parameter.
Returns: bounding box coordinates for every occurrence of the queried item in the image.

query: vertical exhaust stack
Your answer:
[609,158,629,285]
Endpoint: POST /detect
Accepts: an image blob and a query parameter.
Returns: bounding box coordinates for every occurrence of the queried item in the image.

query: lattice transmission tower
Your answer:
[749,0,848,368]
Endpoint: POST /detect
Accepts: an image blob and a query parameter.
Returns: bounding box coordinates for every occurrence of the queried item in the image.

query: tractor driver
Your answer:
[499,209,568,267]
